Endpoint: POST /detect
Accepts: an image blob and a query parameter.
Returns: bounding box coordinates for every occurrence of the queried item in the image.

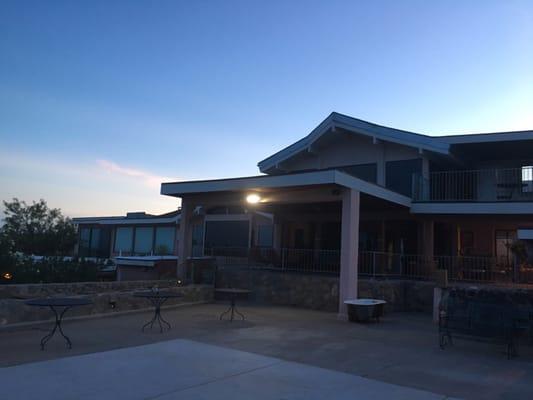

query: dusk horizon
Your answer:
[1,1,532,218]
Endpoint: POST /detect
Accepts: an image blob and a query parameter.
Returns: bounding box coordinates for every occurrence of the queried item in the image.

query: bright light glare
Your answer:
[246,194,261,204]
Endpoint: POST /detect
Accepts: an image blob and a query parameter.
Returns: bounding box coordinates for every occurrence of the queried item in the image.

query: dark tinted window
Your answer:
[204,221,249,249]
[385,159,422,196]
[339,163,377,183]
[79,227,111,258]
[257,225,273,247]
[155,227,175,255]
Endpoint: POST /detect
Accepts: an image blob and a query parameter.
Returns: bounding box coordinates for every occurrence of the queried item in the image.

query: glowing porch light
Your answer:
[246,194,261,204]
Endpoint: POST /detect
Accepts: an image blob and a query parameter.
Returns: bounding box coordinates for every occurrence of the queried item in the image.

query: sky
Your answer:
[1,0,533,218]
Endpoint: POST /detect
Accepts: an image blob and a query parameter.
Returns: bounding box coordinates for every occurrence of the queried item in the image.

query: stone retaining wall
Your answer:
[0,281,213,327]
[215,267,435,313]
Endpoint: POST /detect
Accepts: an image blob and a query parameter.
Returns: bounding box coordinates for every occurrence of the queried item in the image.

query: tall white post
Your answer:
[338,188,360,318]
[177,199,193,281]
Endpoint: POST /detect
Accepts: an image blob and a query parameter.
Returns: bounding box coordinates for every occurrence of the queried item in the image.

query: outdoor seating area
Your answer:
[439,287,533,359]
[2,303,533,399]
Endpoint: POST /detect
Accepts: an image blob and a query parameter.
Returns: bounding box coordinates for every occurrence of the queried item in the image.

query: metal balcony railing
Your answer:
[206,247,341,274]
[412,167,533,202]
[208,247,533,285]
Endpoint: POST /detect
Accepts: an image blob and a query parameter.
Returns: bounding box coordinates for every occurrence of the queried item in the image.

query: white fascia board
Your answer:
[257,115,334,172]
[74,216,180,225]
[439,131,533,144]
[411,202,533,214]
[161,169,412,208]
[253,211,274,220]
[116,260,155,267]
[518,229,533,240]
[161,170,338,196]
[204,214,251,221]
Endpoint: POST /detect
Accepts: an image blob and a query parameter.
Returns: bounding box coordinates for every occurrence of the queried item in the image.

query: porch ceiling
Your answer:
[161,169,411,207]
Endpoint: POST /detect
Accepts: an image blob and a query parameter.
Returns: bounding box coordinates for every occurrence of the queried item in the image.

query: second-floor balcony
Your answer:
[412,166,533,202]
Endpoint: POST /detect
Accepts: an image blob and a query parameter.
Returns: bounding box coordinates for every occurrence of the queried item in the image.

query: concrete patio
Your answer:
[1,303,533,399]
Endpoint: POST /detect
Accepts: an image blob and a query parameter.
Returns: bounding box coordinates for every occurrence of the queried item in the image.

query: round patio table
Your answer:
[25,297,92,350]
[133,291,183,333]
[215,288,251,322]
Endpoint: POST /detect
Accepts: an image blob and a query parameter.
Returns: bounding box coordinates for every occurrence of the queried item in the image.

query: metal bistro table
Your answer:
[134,291,183,333]
[215,288,251,322]
[25,297,92,350]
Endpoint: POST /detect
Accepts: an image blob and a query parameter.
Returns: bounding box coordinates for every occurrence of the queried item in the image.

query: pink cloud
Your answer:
[96,159,174,188]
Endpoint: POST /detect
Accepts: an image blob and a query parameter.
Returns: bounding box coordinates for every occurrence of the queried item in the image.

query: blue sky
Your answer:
[1,1,532,217]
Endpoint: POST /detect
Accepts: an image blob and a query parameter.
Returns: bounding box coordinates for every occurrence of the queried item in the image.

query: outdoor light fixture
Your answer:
[246,194,261,204]
[2,272,13,280]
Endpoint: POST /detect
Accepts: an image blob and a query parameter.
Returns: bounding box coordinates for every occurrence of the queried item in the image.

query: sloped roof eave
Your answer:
[257,112,450,172]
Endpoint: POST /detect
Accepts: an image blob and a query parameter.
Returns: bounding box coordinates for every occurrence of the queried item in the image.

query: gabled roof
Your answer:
[257,112,533,173]
[258,112,451,173]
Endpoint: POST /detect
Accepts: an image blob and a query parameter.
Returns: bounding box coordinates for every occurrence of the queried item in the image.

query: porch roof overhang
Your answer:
[161,169,412,208]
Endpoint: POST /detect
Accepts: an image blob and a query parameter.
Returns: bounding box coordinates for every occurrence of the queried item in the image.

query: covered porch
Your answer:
[161,170,413,316]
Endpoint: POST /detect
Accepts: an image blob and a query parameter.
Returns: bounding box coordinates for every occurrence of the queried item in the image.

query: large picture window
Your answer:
[114,227,133,253]
[78,227,111,258]
[386,159,422,197]
[204,220,249,250]
[134,227,153,254]
[90,228,101,250]
[155,227,175,255]
[79,228,91,257]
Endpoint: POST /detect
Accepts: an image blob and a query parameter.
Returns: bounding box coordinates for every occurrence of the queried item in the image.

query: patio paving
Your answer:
[1,303,533,399]
[0,339,453,400]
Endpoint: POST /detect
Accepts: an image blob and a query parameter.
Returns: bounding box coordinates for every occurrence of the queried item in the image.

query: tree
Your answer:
[1,198,77,256]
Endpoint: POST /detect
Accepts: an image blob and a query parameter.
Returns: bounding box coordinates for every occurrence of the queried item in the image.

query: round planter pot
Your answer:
[344,299,387,322]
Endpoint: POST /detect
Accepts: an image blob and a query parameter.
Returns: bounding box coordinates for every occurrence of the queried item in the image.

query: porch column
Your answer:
[420,220,434,258]
[338,188,360,318]
[379,220,386,252]
[177,199,193,281]
[273,216,283,251]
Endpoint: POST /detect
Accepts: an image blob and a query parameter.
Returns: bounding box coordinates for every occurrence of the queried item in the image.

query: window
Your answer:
[192,224,205,257]
[385,159,422,197]
[90,228,101,250]
[204,221,249,250]
[79,228,91,257]
[257,225,273,247]
[114,227,133,253]
[134,227,153,254]
[155,227,175,255]
[339,163,377,183]
[79,227,111,257]
[522,166,533,193]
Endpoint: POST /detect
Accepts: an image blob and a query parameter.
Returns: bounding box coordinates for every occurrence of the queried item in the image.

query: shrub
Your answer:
[0,257,99,284]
